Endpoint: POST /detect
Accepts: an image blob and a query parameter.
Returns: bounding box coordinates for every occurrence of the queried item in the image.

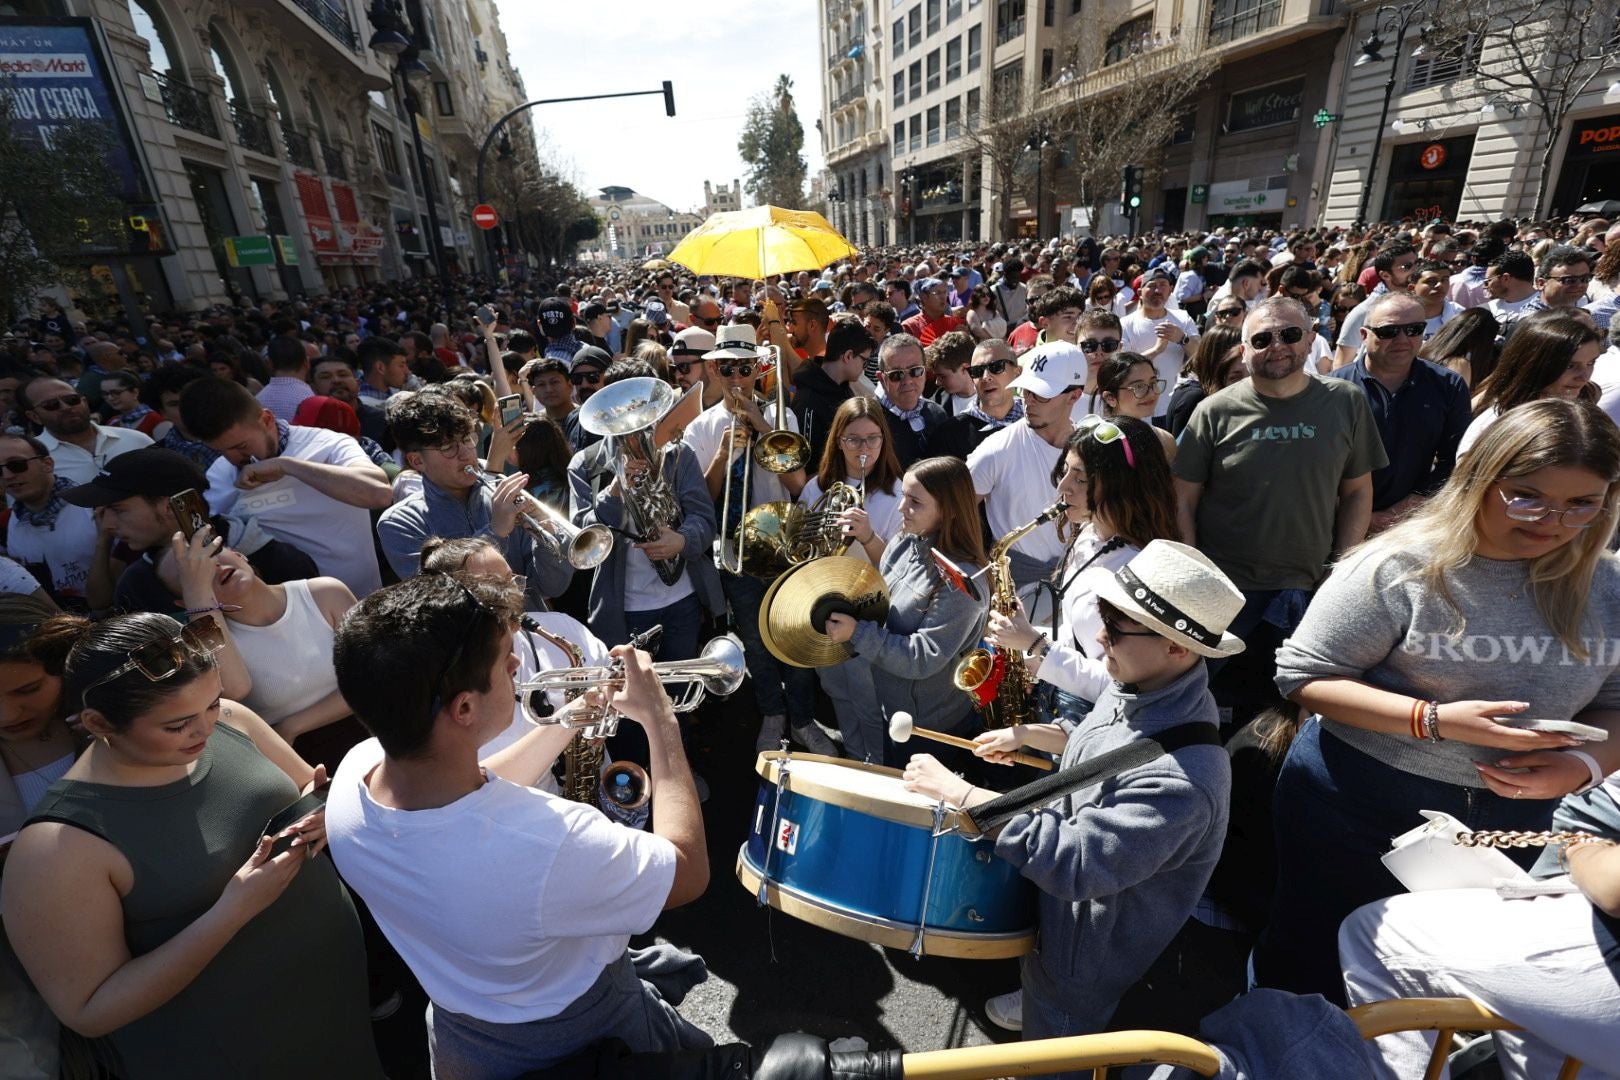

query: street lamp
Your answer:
[1351,0,1433,227]
[1026,127,1055,239]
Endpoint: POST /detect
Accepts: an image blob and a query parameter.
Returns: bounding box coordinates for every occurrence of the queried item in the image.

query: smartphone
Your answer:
[169,489,210,540]
[1498,717,1610,742]
[475,304,497,328]
[498,393,523,426]
[262,783,331,858]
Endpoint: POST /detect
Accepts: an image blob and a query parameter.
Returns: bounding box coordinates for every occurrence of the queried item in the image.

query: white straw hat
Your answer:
[1092,540,1247,658]
[701,323,760,361]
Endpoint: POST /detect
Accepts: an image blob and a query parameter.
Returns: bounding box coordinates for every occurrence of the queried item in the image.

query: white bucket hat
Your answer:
[701,323,760,361]
[1091,540,1247,658]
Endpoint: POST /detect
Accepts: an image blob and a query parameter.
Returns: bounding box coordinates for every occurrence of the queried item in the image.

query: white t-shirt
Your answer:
[1592,346,1620,430]
[1034,532,1139,704]
[1457,405,1500,458]
[1306,334,1335,376]
[1119,309,1199,418]
[967,420,1066,564]
[798,476,902,566]
[1485,294,1538,323]
[4,503,98,603]
[38,425,152,486]
[326,737,676,1023]
[1423,300,1464,341]
[0,555,42,596]
[204,426,383,596]
[682,399,799,563]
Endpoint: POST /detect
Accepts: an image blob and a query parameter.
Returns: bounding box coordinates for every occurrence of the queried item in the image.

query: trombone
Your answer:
[463,466,612,569]
[719,344,811,576]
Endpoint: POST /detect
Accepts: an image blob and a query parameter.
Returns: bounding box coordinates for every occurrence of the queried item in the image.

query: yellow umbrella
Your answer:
[640,257,671,271]
[666,205,858,280]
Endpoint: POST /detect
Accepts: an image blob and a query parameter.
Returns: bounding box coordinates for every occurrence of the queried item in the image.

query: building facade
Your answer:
[703,178,742,218]
[589,186,703,260]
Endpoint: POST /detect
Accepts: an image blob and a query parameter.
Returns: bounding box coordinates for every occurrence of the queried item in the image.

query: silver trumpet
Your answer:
[463,465,612,569]
[515,632,747,739]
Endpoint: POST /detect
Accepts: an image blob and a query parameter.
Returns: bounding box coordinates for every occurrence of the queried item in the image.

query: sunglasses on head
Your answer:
[716,362,757,378]
[1367,322,1425,340]
[1076,415,1135,468]
[883,365,926,382]
[1248,326,1306,350]
[1078,338,1121,354]
[82,619,227,697]
[33,393,83,412]
[570,371,603,386]
[966,358,1013,378]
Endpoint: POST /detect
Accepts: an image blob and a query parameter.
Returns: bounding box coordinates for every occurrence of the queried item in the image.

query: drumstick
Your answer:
[888,712,1054,771]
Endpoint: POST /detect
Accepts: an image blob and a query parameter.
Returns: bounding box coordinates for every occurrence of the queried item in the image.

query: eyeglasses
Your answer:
[966,358,1013,378]
[32,393,83,412]
[0,455,43,475]
[1100,614,1159,647]
[839,433,884,449]
[670,360,698,375]
[1121,378,1167,399]
[1366,322,1426,340]
[1213,308,1245,319]
[429,437,477,458]
[570,371,603,386]
[1496,488,1604,528]
[82,620,226,698]
[716,362,758,378]
[1078,338,1121,354]
[1248,326,1306,350]
[883,365,926,382]
[1547,273,1593,286]
[1076,415,1135,468]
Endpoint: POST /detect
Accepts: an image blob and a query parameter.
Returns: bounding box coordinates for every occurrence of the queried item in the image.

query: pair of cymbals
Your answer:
[760,555,890,668]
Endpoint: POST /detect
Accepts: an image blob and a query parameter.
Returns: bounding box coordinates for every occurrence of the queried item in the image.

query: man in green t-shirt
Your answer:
[1174,296,1387,650]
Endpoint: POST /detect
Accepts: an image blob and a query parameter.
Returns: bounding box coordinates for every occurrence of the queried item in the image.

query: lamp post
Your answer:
[1351,1,1433,227]
[1026,127,1054,238]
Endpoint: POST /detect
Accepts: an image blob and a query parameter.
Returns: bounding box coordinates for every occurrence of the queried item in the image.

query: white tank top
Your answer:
[230,580,341,725]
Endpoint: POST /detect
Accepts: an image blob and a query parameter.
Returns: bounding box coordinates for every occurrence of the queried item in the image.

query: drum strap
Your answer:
[963,723,1221,835]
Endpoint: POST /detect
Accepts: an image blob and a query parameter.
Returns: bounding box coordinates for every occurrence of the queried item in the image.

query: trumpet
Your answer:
[515,631,748,739]
[464,466,612,570]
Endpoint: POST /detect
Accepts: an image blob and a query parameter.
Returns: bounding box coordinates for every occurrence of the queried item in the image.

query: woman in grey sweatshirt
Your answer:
[1258,399,1620,1002]
[824,456,989,766]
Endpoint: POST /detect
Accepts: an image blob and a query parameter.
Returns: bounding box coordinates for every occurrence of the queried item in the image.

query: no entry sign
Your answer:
[472,204,499,230]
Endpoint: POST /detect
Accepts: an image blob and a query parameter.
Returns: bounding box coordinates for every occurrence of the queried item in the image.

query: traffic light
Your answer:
[1121,165,1144,210]
[662,80,676,117]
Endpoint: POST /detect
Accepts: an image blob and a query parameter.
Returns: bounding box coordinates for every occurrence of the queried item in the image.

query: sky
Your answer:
[502,1,827,213]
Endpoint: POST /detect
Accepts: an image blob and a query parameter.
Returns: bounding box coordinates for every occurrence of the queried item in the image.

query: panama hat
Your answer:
[1092,540,1247,658]
[701,323,760,361]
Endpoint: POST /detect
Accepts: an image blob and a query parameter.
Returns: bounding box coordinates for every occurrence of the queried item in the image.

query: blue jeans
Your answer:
[1252,717,1559,1004]
[611,593,702,769]
[720,571,816,727]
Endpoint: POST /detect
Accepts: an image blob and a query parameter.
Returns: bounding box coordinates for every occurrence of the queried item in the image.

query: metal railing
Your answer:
[154,72,219,139]
[996,16,1025,44]
[231,102,274,155]
[288,0,360,51]
[284,126,317,169]
[1208,0,1283,45]
[320,140,347,180]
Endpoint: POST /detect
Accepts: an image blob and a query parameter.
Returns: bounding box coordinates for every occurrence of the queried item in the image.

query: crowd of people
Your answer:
[1,211,1619,1080]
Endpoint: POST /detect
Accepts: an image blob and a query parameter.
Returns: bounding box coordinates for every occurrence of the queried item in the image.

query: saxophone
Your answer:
[952,500,1068,728]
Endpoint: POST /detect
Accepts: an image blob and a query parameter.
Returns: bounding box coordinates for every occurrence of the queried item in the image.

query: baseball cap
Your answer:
[580,302,608,322]
[63,448,208,508]
[570,345,611,371]
[913,276,945,296]
[536,298,573,333]
[643,299,669,327]
[671,326,717,357]
[1011,341,1088,400]
[951,266,971,278]
[1142,266,1177,286]
[812,280,834,293]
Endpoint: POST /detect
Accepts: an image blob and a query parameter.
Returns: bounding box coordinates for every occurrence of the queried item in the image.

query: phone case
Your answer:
[1499,717,1610,742]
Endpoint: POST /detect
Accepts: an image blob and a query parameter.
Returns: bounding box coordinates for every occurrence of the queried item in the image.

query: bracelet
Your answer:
[1410,699,1427,741]
[958,779,975,808]
[1566,749,1606,794]
[1027,635,1051,662]
[1423,700,1443,743]
[184,604,241,616]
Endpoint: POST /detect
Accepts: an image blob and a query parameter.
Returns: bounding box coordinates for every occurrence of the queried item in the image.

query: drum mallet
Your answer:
[888,712,1054,771]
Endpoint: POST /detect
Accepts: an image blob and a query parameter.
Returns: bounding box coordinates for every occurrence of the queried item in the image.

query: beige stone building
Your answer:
[588,185,703,261]
[703,178,742,218]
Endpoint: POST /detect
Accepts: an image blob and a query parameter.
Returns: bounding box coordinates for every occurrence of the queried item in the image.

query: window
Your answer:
[927,105,941,144]
[967,25,982,70]
[1041,48,1054,86]
[927,49,940,91]
[894,121,906,154]
[1071,0,1081,11]
[967,87,980,129]
[1207,0,1283,46]
[893,19,904,56]
[909,60,922,100]
[1170,109,1195,145]
[909,6,922,47]
[909,114,922,151]
[432,81,453,116]
[946,37,961,81]
[1104,14,1152,65]
[992,60,1023,111]
[1406,34,1482,91]
[946,96,961,138]
[947,0,962,19]
[894,72,905,107]
[1044,0,1055,26]
[996,0,1026,45]
[372,121,401,180]
[927,0,940,34]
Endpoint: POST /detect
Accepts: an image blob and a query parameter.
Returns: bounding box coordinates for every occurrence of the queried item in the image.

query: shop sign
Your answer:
[1225,79,1304,135]
[1571,115,1620,156]
[1205,178,1285,214]
[1419,144,1447,170]
[1191,184,1209,204]
[274,235,298,265]
[224,235,274,267]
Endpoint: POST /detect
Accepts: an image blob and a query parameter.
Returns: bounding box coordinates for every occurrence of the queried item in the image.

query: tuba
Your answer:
[953,500,1068,728]
[579,377,686,586]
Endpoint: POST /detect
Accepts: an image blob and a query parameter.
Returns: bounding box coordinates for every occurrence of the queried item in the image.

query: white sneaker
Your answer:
[791,720,840,757]
[756,713,787,752]
[985,989,1023,1032]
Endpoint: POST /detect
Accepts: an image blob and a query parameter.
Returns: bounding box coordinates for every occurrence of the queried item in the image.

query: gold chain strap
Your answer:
[1454,829,1611,849]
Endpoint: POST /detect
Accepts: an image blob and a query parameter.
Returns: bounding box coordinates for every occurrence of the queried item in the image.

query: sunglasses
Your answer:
[570,371,603,386]
[1213,308,1245,319]
[1366,322,1425,340]
[1078,338,1121,354]
[883,366,926,382]
[32,393,84,412]
[966,358,1013,378]
[1497,488,1603,528]
[717,362,758,378]
[1077,415,1135,468]
[428,578,494,720]
[1101,614,1160,648]
[670,360,699,375]
[82,620,226,697]
[1248,326,1306,350]
[0,455,43,475]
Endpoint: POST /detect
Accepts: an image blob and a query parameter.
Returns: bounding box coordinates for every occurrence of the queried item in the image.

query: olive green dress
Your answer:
[27,722,382,1079]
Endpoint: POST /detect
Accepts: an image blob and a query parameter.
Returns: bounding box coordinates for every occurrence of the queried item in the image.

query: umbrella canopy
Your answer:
[1573,200,1620,217]
[640,257,671,271]
[667,205,858,280]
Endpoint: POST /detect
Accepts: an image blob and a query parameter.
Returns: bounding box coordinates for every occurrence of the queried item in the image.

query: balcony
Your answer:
[996,16,1025,45]
[233,0,390,87]
[288,0,358,50]
[1208,0,1284,45]
[154,72,219,139]
[320,140,347,180]
[231,103,274,155]
[284,126,317,170]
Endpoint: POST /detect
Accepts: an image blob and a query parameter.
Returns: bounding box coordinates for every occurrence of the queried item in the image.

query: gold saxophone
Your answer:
[952,500,1068,728]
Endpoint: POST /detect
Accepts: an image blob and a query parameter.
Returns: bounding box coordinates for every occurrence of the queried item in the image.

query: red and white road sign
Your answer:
[472,204,499,230]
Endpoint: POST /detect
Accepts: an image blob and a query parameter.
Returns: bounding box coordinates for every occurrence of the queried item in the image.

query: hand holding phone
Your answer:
[475,305,497,328]
[262,781,331,858]
[169,489,210,541]
[498,393,524,427]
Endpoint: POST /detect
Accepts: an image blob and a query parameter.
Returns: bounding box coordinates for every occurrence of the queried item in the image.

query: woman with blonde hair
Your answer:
[1254,397,1620,1002]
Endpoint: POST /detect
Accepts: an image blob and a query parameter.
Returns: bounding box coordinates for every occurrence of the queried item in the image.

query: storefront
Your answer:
[1381,135,1475,223]
[1204,176,1288,231]
[1552,113,1620,216]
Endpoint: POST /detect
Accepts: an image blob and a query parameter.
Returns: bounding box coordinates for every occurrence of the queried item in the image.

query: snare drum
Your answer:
[735,751,1035,958]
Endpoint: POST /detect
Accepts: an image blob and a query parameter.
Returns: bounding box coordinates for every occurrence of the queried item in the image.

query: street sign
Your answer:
[224,235,275,268]
[275,235,299,266]
[1190,184,1209,204]
[472,204,499,230]
[1313,109,1339,129]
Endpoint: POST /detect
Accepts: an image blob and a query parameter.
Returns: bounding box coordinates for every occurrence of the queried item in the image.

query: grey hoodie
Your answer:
[996,660,1231,1041]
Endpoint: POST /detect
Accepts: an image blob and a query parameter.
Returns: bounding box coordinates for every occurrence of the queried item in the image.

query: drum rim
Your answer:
[736,848,1034,959]
[753,750,974,831]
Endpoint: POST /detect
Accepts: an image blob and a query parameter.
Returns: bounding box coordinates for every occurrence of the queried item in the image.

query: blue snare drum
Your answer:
[735,751,1035,958]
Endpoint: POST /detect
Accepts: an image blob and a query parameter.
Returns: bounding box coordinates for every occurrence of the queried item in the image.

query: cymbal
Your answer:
[763,555,890,668]
[756,561,803,660]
